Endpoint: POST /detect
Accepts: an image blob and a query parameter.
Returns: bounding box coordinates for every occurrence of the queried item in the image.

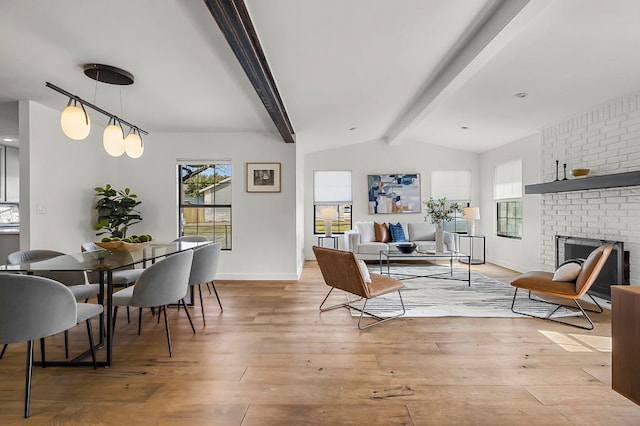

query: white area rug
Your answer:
[350,264,595,318]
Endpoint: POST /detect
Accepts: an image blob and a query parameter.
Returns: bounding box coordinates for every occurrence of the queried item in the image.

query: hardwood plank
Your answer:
[1,260,639,424]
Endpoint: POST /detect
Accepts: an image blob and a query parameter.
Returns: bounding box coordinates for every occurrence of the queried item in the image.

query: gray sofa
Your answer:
[344,221,457,260]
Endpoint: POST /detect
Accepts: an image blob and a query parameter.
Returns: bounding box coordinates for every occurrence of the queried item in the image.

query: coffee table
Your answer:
[379,249,471,286]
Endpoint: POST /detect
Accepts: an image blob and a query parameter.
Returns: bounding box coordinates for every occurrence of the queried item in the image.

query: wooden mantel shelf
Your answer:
[525,170,640,194]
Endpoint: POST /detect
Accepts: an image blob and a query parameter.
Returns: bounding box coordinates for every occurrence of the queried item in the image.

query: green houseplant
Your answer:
[423,197,460,226]
[423,197,460,252]
[94,184,142,239]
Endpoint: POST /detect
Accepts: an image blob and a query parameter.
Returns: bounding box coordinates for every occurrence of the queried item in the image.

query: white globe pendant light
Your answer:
[125,128,144,158]
[103,118,126,157]
[60,99,90,140]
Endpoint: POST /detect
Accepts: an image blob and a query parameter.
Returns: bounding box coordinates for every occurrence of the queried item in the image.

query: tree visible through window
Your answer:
[178,163,232,249]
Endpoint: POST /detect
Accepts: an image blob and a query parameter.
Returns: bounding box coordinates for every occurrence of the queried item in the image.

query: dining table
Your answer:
[0,240,210,367]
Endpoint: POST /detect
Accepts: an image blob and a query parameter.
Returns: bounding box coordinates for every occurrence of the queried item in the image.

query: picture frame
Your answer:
[246,162,281,193]
[367,173,421,214]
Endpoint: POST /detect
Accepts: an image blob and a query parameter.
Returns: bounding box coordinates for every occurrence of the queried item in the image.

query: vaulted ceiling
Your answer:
[1,0,640,154]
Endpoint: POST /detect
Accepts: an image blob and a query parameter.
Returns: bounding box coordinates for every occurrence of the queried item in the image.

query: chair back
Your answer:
[188,242,221,286]
[81,242,100,252]
[173,235,210,243]
[0,274,77,344]
[7,249,87,285]
[575,243,614,296]
[312,246,369,299]
[130,250,194,307]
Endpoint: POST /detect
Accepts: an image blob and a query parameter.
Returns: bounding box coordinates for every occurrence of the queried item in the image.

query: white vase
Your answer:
[435,226,445,253]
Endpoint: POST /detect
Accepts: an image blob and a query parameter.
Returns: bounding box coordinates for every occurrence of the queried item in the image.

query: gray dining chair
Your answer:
[111,250,194,357]
[186,242,222,326]
[0,273,103,418]
[173,235,210,243]
[172,235,215,295]
[7,250,102,302]
[82,242,144,323]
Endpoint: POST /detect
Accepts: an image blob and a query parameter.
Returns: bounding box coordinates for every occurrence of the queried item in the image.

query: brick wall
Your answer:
[540,92,640,283]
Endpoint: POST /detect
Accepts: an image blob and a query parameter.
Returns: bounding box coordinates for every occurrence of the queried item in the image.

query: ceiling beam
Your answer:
[385,0,551,145]
[203,0,295,143]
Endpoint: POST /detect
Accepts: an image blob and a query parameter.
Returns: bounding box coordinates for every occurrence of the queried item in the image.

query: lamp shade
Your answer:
[103,123,126,157]
[60,104,90,140]
[320,207,337,220]
[124,131,144,158]
[463,207,480,220]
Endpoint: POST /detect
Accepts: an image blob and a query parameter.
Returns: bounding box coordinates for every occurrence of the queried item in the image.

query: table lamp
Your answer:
[320,207,336,237]
[463,207,480,235]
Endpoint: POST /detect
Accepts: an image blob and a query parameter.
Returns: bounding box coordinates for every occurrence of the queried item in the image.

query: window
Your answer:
[313,171,352,234]
[178,162,232,249]
[494,160,522,239]
[431,170,471,233]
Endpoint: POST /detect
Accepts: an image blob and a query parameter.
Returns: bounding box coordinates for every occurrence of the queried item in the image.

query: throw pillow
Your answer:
[374,222,391,242]
[356,222,375,243]
[389,222,407,242]
[552,258,585,281]
[408,222,435,241]
[357,260,372,284]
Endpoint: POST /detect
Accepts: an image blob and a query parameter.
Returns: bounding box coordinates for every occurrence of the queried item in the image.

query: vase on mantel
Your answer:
[435,225,445,253]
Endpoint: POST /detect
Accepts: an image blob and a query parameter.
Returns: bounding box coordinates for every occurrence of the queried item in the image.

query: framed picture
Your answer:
[246,162,281,193]
[367,173,421,214]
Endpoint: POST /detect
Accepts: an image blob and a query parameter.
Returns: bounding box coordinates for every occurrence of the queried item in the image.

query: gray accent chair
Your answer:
[112,250,194,357]
[187,242,222,326]
[0,274,103,418]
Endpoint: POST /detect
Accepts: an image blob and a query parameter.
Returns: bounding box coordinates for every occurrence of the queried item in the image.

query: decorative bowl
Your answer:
[94,240,151,252]
[571,168,590,177]
[396,243,417,254]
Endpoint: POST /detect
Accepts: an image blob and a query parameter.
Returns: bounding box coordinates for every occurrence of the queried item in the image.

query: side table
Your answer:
[317,235,339,249]
[459,234,485,265]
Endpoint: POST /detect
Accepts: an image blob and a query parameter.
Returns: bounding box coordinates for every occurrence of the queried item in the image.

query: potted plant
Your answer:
[423,197,460,252]
[94,184,143,240]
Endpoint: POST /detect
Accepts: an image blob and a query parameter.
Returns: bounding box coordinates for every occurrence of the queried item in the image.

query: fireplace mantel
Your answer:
[525,170,640,194]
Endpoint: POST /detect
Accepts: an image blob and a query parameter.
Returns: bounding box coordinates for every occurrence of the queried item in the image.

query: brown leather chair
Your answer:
[312,246,405,329]
[510,243,613,330]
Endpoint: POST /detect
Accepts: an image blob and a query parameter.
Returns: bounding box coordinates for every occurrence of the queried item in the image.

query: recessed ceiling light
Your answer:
[515,92,528,99]
[349,127,356,131]
[461,126,469,130]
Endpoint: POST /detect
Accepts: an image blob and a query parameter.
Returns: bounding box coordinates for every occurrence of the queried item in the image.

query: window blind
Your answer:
[314,170,352,204]
[494,159,522,200]
[431,170,471,200]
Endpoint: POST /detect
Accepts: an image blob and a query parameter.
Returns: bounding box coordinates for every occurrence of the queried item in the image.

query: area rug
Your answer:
[349,264,591,318]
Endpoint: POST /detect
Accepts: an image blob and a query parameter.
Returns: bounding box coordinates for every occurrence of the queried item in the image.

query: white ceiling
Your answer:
[1,0,640,154]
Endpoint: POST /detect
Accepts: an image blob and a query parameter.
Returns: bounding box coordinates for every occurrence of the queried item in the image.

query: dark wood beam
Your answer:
[203,0,296,143]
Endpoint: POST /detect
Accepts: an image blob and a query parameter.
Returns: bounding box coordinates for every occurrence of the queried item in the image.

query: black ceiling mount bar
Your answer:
[45,82,148,136]
[203,0,295,143]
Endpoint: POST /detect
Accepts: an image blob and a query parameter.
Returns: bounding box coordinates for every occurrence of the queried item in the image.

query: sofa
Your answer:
[344,221,457,260]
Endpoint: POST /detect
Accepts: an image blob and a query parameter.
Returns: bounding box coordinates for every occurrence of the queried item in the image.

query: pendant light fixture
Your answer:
[124,127,144,159]
[46,63,148,158]
[60,98,90,140]
[103,117,126,157]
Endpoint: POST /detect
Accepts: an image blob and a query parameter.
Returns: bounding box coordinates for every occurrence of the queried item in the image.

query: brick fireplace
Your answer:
[538,91,640,285]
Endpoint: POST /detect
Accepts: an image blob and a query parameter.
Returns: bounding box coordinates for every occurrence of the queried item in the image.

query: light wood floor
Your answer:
[1,261,639,425]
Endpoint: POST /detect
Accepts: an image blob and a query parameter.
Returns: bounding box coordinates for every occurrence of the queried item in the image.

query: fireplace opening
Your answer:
[555,235,629,301]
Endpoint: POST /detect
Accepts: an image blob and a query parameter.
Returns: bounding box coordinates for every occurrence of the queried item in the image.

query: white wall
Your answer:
[304,138,480,258]
[479,133,542,272]
[21,101,299,280]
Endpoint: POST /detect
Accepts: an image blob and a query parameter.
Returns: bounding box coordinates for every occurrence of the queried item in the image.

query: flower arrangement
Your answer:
[423,197,460,226]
